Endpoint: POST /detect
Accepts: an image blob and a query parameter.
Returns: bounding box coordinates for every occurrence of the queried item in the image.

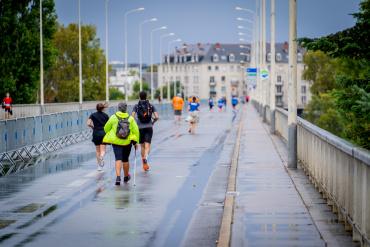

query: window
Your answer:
[276,53,282,61]
[222,66,227,72]
[302,65,307,70]
[302,86,306,93]
[185,76,189,83]
[229,53,235,62]
[237,66,241,71]
[267,53,271,62]
[192,66,194,72]
[276,86,282,93]
[187,65,190,72]
[174,56,178,63]
[175,66,178,72]
[297,53,303,62]
[246,54,250,62]
[213,54,219,62]
[195,55,199,62]
[163,77,165,84]
[210,76,215,82]
[163,66,165,72]
[180,66,182,72]
[276,96,283,103]
[221,86,226,92]
[193,86,199,93]
[170,76,173,82]
[210,86,215,92]
[194,76,199,83]
[215,66,219,71]
[208,66,212,71]
[277,75,282,82]
[195,66,198,72]
[302,96,306,103]
[279,65,283,71]
[230,66,234,72]
[221,55,227,60]
[171,66,173,72]
[221,76,226,82]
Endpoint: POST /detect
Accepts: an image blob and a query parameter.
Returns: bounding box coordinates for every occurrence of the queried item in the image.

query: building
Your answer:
[158,43,311,109]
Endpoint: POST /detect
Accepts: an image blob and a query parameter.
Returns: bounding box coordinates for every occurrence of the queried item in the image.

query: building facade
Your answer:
[158,43,311,109]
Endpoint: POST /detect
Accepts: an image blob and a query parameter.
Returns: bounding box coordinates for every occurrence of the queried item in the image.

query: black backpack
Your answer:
[137,100,152,123]
[115,114,130,139]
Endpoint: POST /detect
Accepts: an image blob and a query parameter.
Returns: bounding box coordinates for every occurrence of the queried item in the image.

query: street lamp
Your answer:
[238,26,253,32]
[238,32,253,38]
[105,0,109,103]
[240,45,251,50]
[167,39,181,101]
[159,33,174,101]
[150,26,167,102]
[125,7,144,101]
[139,18,157,91]
[237,17,254,25]
[79,0,82,109]
[40,0,44,114]
[239,38,252,42]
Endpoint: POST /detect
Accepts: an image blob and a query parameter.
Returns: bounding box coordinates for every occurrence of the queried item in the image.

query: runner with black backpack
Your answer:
[132,91,159,171]
[103,102,140,185]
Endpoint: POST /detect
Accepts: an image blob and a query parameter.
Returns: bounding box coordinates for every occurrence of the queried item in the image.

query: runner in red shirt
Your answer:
[3,93,12,119]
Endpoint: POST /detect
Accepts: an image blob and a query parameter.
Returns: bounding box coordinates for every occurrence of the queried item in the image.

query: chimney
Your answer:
[175,47,178,53]
[284,41,288,51]
[215,43,220,50]
[183,43,187,53]
[197,43,201,49]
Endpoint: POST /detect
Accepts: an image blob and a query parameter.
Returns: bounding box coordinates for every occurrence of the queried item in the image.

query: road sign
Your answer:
[260,69,268,80]
[246,68,257,85]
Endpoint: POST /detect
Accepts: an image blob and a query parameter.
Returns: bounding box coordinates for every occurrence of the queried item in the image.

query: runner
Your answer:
[187,96,200,134]
[103,102,140,185]
[208,97,214,112]
[172,93,184,125]
[87,102,109,171]
[223,96,227,111]
[218,97,224,113]
[132,91,159,171]
[232,96,238,110]
[240,96,244,104]
[246,95,250,104]
[2,93,12,119]
[188,94,200,104]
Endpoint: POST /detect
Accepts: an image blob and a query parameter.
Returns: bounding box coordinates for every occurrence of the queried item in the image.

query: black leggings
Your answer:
[112,144,132,162]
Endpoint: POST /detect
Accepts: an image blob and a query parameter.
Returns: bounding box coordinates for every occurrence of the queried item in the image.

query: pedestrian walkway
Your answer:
[231,105,325,246]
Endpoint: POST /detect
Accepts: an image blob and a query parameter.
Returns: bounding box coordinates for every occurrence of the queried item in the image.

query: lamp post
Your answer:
[79,0,82,109]
[125,7,144,101]
[167,39,181,101]
[238,25,253,32]
[150,26,167,102]
[40,0,44,114]
[270,0,276,134]
[262,0,267,122]
[105,0,109,103]
[238,32,253,39]
[159,33,174,101]
[139,18,157,91]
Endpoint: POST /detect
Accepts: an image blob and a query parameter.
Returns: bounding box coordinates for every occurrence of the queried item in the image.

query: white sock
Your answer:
[145,154,149,160]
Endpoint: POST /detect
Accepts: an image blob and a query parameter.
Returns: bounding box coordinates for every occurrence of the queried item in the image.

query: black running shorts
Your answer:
[112,144,132,162]
[174,110,182,116]
[139,127,153,144]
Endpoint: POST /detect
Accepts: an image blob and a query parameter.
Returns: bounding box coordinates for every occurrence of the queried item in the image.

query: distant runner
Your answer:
[187,97,200,134]
[223,96,227,111]
[87,102,109,171]
[172,93,184,125]
[208,97,214,112]
[240,96,244,104]
[232,96,238,110]
[218,97,224,113]
[132,91,159,171]
[2,93,12,119]
[188,94,200,104]
[103,102,140,185]
[246,95,250,104]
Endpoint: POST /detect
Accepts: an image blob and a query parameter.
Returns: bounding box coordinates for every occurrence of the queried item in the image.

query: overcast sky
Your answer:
[54,0,362,65]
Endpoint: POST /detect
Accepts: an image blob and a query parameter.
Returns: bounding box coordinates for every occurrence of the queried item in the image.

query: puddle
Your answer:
[16,203,47,213]
[0,220,17,230]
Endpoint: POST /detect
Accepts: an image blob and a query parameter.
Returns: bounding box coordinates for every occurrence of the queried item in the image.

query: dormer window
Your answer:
[213,54,219,62]
[276,53,282,61]
[174,55,178,63]
[267,53,271,62]
[297,53,303,62]
[229,53,235,62]
[246,54,250,62]
[191,55,195,62]
[195,54,199,62]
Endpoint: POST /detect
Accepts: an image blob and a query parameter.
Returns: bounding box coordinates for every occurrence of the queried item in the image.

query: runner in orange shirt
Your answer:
[172,93,184,125]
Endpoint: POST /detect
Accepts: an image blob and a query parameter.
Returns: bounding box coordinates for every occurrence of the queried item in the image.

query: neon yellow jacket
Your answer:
[103,112,139,146]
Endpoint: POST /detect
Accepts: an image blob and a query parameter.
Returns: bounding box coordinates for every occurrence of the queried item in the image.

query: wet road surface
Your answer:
[0,106,241,247]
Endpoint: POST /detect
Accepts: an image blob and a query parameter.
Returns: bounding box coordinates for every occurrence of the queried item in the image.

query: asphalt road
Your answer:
[0,105,242,247]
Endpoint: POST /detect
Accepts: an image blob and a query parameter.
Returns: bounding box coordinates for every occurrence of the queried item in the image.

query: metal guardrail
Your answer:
[252,100,370,246]
[0,100,207,176]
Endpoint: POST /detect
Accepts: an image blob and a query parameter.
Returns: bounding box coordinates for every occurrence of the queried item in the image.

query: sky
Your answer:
[54,0,362,65]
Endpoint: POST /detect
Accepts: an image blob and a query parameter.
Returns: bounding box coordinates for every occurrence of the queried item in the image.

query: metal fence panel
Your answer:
[16,118,25,149]
[24,117,35,147]
[61,112,68,136]
[6,119,17,152]
[34,116,42,144]
[71,111,79,134]
[0,121,7,153]
[56,113,63,138]
[49,113,58,140]
[42,115,51,142]
[66,112,73,135]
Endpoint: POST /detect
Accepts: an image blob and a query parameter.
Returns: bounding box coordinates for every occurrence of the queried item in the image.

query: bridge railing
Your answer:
[253,100,370,246]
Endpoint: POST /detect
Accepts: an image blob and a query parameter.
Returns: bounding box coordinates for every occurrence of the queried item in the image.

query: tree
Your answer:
[130,80,150,99]
[0,0,58,104]
[45,22,107,102]
[146,65,158,72]
[109,88,125,100]
[155,81,184,99]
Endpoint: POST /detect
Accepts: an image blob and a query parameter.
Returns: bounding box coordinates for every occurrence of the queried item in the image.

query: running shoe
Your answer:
[124,174,131,183]
[99,156,104,167]
[115,176,121,185]
[97,166,102,171]
[189,128,192,133]
[142,158,149,171]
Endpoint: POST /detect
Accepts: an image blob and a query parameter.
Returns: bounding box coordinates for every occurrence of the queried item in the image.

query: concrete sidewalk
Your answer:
[231,105,325,247]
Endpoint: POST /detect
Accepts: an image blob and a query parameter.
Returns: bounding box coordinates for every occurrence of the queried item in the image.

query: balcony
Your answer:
[210,81,216,86]
[210,91,217,96]
[232,91,238,97]
[275,91,283,96]
[231,81,239,86]
[276,101,284,107]
[275,80,283,85]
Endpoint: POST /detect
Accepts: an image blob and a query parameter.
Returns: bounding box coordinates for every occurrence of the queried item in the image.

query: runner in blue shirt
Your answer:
[208,97,214,112]
[187,97,200,134]
[218,97,224,113]
[232,96,238,110]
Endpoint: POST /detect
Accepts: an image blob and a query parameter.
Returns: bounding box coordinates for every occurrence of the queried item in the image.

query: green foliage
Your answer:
[0,0,58,104]
[109,88,125,100]
[155,81,183,99]
[303,93,344,137]
[130,71,136,75]
[130,80,150,99]
[45,22,107,102]
[146,65,158,72]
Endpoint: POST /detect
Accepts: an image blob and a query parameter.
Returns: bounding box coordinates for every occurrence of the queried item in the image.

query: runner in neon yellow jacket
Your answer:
[103,112,140,146]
